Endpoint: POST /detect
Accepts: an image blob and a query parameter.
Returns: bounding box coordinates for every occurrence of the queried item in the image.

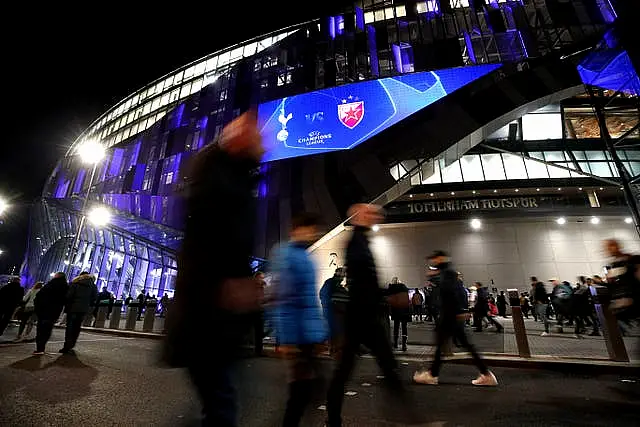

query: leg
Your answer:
[474,311,482,332]
[36,317,55,352]
[64,313,84,350]
[188,358,236,427]
[393,319,400,348]
[24,313,37,337]
[283,345,317,427]
[0,311,11,336]
[327,328,359,427]
[17,311,29,337]
[429,326,451,377]
[488,316,503,331]
[401,321,408,351]
[453,322,489,375]
[537,304,549,333]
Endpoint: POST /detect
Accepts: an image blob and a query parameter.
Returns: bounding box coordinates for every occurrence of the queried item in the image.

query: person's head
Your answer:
[500,291,505,295]
[530,276,538,284]
[219,110,264,161]
[428,250,449,268]
[80,271,90,276]
[102,287,108,292]
[549,278,560,286]
[254,271,265,281]
[334,267,345,280]
[53,272,66,281]
[578,276,587,285]
[347,203,384,228]
[593,275,603,284]
[604,239,623,258]
[391,277,399,285]
[475,282,483,288]
[34,281,44,289]
[290,212,323,244]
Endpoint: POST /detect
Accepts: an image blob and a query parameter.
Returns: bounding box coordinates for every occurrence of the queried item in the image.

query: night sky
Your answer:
[0,2,348,275]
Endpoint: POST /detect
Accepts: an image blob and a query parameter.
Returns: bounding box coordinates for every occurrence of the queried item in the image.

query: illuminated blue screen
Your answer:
[258,64,501,162]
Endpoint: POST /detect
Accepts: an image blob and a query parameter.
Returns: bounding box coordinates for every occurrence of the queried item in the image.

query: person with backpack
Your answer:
[550,279,573,332]
[387,278,411,352]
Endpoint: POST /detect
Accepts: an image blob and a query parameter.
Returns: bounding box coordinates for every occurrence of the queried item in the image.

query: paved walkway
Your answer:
[1,324,638,426]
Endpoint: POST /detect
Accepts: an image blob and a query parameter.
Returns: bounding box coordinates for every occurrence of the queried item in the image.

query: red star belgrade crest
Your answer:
[338,100,364,129]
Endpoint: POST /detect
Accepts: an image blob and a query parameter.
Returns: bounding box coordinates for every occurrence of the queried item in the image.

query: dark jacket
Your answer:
[166,146,258,365]
[533,282,549,304]
[34,276,68,319]
[388,282,411,322]
[345,226,382,317]
[433,262,467,324]
[66,274,98,314]
[475,287,490,314]
[0,281,24,313]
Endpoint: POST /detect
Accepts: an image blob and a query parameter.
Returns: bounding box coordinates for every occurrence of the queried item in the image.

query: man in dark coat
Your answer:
[414,251,497,387]
[60,272,98,354]
[388,278,411,351]
[165,111,264,427]
[326,204,410,427]
[33,272,68,354]
[0,278,24,337]
[473,282,503,333]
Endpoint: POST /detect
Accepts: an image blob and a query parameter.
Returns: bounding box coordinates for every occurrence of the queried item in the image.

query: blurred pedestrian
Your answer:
[271,212,327,427]
[414,251,497,387]
[60,272,98,355]
[0,278,24,337]
[473,282,503,333]
[33,272,68,355]
[164,111,265,427]
[15,281,43,341]
[326,204,410,427]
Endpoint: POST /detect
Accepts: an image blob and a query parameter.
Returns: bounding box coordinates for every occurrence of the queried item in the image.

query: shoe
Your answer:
[573,334,584,339]
[472,371,498,386]
[32,351,45,356]
[413,370,439,385]
[58,348,75,355]
[589,331,601,336]
[540,332,550,337]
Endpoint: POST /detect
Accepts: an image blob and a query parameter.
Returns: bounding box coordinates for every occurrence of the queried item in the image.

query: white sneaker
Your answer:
[540,332,550,337]
[413,370,439,385]
[472,371,498,386]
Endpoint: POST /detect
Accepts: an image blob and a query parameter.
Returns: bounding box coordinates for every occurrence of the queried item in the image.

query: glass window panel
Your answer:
[183,66,195,80]
[230,47,244,61]
[481,154,506,180]
[364,11,374,23]
[502,154,528,179]
[162,76,173,90]
[577,162,592,174]
[529,151,545,160]
[629,161,640,176]
[623,150,640,160]
[522,113,562,140]
[389,165,401,181]
[180,84,191,99]
[572,150,587,160]
[586,151,607,160]
[543,151,566,162]
[524,158,549,179]
[374,9,384,21]
[205,56,218,72]
[460,155,485,181]
[161,93,170,106]
[441,160,463,183]
[589,162,613,177]
[487,123,511,140]
[194,61,206,76]
[218,51,231,66]
[422,161,442,184]
[190,78,203,95]
[410,172,421,185]
[546,163,570,178]
[243,42,257,57]
[395,5,406,16]
[151,97,161,112]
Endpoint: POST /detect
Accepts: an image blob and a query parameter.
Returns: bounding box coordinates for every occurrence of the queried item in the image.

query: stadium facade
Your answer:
[22,0,639,296]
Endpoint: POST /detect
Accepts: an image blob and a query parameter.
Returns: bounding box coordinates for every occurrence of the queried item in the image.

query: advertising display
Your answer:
[258,64,501,162]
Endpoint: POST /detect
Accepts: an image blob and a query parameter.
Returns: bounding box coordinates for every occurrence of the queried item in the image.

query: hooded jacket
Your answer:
[66,274,98,314]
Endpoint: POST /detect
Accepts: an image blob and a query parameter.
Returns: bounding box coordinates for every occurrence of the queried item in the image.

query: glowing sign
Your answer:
[258,64,501,162]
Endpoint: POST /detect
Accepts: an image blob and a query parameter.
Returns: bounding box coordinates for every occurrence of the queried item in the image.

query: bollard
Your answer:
[125,305,138,330]
[94,306,109,328]
[590,286,629,362]
[508,289,530,358]
[109,301,123,329]
[143,301,157,332]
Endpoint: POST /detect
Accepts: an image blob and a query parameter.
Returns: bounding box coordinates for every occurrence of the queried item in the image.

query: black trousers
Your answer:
[188,357,236,427]
[327,315,403,426]
[63,313,85,350]
[0,309,15,336]
[36,317,56,352]
[431,320,488,377]
[393,320,407,348]
[282,344,323,427]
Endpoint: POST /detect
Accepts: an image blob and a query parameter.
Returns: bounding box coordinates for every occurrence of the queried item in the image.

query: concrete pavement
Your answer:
[1,323,638,426]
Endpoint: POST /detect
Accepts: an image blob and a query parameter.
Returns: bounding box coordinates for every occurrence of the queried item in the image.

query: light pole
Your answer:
[66,140,106,277]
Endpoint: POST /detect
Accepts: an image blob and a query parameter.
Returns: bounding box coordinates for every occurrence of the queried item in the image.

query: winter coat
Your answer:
[34,276,69,319]
[0,281,24,313]
[165,145,259,366]
[66,274,98,314]
[22,288,41,312]
[345,226,383,317]
[271,242,327,345]
[388,282,411,322]
[433,262,468,325]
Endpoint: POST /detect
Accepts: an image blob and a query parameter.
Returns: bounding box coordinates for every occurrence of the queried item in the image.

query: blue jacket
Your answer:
[271,242,327,345]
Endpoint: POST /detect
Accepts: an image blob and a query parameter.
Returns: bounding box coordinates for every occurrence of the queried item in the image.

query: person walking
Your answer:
[531,276,551,336]
[414,251,497,387]
[0,278,24,337]
[473,282,503,333]
[326,204,412,427]
[271,213,327,427]
[496,291,507,317]
[33,272,68,355]
[164,111,264,427]
[388,278,410,351]
[411,288,424,322]
[319,268,347,358]
[59,272,98,355]
[15,282,43,341]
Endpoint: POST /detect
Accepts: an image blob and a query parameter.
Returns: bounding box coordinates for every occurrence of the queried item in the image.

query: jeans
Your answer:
[327,315,403,426]
[63,312,86,350]
[188,359,236,427]
[535,304,550,333]
[430,319,488,377]
[18,310,37,337]
[36,317,56,352]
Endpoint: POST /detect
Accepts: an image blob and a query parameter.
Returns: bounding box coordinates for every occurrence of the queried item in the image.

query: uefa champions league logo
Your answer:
[338,95,364,129]
[277,103,293,142]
